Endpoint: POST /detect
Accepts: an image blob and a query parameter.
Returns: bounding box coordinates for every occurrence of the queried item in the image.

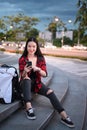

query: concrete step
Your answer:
[82,97,87,130]
[0,101,22,123]
[0,66,68,130]
[45,71,87,130]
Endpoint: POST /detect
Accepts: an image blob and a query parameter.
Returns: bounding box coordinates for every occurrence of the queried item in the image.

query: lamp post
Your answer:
[77,27,80,46]
[55,17,73,46]
[68,20,72,24]
[54,16,65,46]
[61,29,65,46]
[10,25,13,29]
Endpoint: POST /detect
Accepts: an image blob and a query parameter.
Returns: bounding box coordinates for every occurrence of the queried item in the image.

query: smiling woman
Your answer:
[18,37,75,128]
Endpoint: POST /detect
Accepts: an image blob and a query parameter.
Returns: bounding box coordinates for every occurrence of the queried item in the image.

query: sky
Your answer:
[0,0,78,31]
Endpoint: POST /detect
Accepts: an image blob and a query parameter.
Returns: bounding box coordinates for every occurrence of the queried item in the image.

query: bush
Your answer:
[0,48,5,51]
[63,36,74,46]
[53,38,61,47]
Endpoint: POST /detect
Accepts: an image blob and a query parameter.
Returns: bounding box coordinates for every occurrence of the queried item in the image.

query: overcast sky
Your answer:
[0,0,78,31]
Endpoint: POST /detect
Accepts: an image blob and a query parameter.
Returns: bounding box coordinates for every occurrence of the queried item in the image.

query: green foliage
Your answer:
[6,30,16,41]
[0,48,5,51]
[48,22,56,39]
[26,28,39,39]
[0,32,6,41]
[53,38,62,47]
[53,37,74,47]
[75,0,87,32]
[74,0,87,44]
[81,34,87,46]
[0,13,40,41]
[47,17,66,40]
[15,49,19,54]
[48,22,57,32]
[0,19,6,31]
[73,29,87,45]
[63,36,74,46]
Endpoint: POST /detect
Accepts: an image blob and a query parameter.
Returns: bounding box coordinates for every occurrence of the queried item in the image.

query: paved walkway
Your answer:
[41,48,87,59]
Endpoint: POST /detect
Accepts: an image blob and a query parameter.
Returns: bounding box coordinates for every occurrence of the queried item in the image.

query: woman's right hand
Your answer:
[24,64,32,73]
[22,65,32,79]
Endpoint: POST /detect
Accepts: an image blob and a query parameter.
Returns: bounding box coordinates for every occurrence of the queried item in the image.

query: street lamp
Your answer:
[54,16,64,46]
[54,17,73,46]
[77,27,80,46]
[54,17,59,23]
[68,20,72,24]
[10,25,13,29]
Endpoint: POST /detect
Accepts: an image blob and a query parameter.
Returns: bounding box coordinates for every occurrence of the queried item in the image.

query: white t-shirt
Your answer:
[0,68,15,103]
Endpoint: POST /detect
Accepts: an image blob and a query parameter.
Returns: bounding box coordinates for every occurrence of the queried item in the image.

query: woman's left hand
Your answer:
[32,66,41,72]
[33,66,46,77]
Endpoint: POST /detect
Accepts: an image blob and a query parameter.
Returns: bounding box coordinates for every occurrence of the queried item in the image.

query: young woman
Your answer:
[19,37,74,128]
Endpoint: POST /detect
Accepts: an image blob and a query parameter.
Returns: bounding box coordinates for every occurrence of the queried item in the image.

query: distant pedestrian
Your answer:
[19,37,74,128]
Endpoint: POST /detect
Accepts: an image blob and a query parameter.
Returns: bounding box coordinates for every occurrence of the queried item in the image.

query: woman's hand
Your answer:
[32,66,46,77]
[22,65,32,78]
[24,64,32,73]
[32,66,41,72]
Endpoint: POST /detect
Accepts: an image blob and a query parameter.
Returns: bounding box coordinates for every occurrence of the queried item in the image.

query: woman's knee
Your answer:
[46,89,53,95]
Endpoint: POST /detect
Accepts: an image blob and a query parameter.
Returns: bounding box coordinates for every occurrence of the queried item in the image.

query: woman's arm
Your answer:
[33,66,46,77]
[33,57,47,77]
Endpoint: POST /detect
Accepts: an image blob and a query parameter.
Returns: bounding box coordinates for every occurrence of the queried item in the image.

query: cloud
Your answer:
[0,0,78,31]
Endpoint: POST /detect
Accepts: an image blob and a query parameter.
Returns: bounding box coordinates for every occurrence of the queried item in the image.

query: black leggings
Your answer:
[20,79,64,113]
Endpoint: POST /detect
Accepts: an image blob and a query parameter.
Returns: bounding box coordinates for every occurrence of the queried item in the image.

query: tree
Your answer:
[74,0,87,44]
[26,28,39,39]
[48,22,57,40]
[0,13,40,41]
[47,17,66,41]
[0,19,6,31]
[0,32,6,41]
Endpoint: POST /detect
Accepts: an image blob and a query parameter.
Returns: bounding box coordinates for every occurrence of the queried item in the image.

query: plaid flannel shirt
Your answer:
[19,56,47,92]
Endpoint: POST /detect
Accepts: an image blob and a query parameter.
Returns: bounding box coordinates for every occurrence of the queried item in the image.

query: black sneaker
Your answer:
[26,108,36,120]
[61,117,75,128]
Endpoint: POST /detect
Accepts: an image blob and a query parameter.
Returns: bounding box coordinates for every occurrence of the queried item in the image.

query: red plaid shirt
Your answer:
[19,56,47,92]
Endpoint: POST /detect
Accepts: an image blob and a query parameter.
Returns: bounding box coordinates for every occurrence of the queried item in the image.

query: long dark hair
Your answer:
[21,37,43,58]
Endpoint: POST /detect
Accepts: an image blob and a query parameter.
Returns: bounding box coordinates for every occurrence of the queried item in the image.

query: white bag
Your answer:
[0,67,15,103]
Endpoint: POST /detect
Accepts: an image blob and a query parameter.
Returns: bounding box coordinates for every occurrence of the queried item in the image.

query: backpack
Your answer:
[0,64,21,103]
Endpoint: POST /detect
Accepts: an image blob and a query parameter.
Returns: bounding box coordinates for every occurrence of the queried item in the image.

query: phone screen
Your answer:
[26,61,32,67]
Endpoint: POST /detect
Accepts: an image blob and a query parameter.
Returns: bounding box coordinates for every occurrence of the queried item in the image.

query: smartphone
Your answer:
[26,61,32,67]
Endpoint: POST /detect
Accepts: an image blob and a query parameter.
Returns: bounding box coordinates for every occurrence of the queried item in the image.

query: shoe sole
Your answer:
[61,120,75,128]
[27,115,36,120]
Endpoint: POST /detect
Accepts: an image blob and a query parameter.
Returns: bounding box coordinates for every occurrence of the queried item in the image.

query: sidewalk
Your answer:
[41,48,87,59]
[1,47,87,59]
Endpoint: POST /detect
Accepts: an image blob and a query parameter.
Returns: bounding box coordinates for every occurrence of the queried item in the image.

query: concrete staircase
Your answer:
[45,71,87,130]
[0,65,87,130]
[0,65,53,123]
